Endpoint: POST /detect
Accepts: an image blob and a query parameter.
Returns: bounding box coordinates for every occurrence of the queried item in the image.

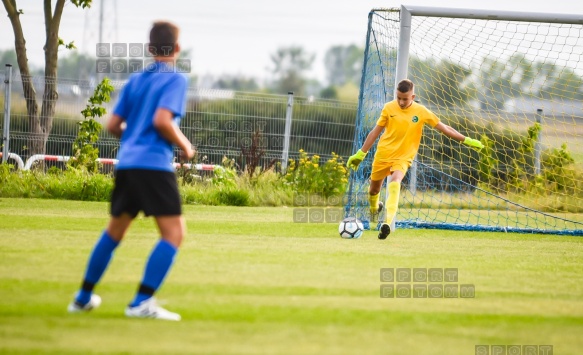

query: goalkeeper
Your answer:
[347,79,483,240]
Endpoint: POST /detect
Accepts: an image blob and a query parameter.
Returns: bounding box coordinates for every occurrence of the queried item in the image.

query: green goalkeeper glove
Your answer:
[347,149,367,170]
[463,137,484,151]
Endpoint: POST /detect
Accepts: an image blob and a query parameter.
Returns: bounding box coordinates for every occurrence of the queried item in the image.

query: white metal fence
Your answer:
[1,70,359,171]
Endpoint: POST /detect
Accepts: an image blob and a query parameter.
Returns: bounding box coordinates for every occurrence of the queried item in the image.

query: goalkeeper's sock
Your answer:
[384,181,401,226]
[369,192,381,214]
[130,239,177,307]
[75,231,119,305]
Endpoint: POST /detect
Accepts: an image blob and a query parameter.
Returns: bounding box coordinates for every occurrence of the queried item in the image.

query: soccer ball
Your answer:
[338,217,364,239]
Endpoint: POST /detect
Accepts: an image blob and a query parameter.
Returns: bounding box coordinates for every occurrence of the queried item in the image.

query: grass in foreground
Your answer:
[0,198,582,354]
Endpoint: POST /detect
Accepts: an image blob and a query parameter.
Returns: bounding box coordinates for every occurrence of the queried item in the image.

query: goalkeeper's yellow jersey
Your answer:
[375,100,440,165]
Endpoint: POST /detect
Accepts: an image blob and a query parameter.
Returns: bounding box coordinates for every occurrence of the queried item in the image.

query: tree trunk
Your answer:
[23,75,43,156]
[4,0,89,158]
[3,0,67,156]
[2,0,41,157]
[36,0,66,156]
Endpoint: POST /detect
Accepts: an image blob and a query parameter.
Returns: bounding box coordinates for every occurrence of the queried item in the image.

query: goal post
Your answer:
[345,5,583,236]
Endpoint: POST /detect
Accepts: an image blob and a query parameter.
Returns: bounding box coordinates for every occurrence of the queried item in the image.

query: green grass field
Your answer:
[1,198,582,354]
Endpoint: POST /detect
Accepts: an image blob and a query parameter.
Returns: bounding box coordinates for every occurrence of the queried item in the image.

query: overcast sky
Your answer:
[2,0,583,83]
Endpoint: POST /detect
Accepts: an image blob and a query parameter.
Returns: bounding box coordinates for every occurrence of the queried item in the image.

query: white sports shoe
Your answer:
[125,297,181,321]
[67,294,102,313]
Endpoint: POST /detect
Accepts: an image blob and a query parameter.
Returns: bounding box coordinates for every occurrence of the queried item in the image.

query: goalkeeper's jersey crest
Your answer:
[375,101,440,163]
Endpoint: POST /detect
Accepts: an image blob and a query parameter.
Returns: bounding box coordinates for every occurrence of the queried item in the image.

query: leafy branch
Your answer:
[69,78,114,172]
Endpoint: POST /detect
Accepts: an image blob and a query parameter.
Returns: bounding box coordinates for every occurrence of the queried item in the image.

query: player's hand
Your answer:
[346,149,367,170]
[180,146,195,161]
[463,137,484,151]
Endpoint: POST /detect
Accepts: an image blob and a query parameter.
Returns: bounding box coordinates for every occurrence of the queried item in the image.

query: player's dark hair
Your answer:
[149,21,180,57]
[397,79,414,93]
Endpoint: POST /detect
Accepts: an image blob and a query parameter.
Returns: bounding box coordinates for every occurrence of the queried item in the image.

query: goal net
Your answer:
[345,6,583,235]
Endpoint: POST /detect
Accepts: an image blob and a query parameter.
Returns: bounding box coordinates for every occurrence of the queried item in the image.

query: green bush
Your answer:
[475,123,582,198]
[179,157,294,207]
[542,143,576,192]
[213,188,250,206]
[0,164,113,201]
[477,134,498,187]
[283,150,348,198]
[210,163,238,189]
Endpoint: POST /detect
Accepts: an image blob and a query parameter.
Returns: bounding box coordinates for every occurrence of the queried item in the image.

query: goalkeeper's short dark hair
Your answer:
[397,79,414,93]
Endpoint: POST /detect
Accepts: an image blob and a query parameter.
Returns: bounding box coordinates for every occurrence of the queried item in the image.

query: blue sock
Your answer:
[75,231,119,305]
[130,239,177,307]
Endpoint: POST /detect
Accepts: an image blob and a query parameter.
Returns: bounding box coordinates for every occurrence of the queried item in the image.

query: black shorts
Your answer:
[110,169,182,218]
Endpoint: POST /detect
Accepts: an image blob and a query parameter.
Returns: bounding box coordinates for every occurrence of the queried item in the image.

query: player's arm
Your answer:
[153,108,194,159]
[347,125,384,170]
[433,122,464,141]
[106,114,124,138]
[433,122,484,150]
[361,125,384,153]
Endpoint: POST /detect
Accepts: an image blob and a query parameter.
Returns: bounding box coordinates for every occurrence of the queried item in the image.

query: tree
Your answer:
[0,49,19,73]
[536,63,583,101]
[269,46,315,96]
[467,54,583,109]
[468,55,528,109]
[58,51,95,80]
[410,58,471,107]
[319,86,338,100]
[212,75,259,91]
[323,44,363,87]
[2,0,91,157]
[0,48,43,76]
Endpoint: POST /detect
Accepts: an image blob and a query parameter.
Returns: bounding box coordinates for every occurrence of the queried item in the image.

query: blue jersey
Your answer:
[113,61,188,172]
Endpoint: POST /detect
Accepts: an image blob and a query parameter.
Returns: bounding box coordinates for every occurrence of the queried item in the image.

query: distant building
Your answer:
[504,97,583,117]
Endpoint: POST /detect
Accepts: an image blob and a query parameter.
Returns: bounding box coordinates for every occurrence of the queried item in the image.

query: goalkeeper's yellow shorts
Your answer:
[371,159,409,182]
